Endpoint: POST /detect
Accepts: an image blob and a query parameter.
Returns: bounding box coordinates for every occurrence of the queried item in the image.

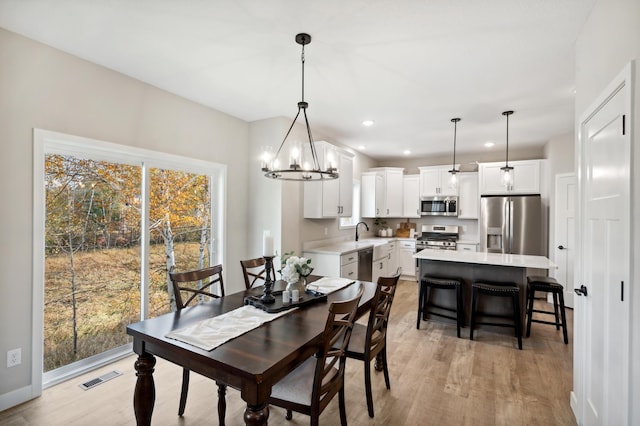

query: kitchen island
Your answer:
[414,249,557,329]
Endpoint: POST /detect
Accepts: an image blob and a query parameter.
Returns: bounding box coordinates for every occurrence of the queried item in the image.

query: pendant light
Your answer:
[448,117,461,188]
[500,110,514,187]
[261,33,338,181]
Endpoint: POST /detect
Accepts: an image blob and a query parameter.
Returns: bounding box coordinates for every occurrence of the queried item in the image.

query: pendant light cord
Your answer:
[301,43,305,103]
[505,112,509,167]
[501,110,514,170]
[452,119,457,168]
[450,117,461,173]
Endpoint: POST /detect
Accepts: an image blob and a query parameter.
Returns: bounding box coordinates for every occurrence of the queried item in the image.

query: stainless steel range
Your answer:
[416,225,459,251]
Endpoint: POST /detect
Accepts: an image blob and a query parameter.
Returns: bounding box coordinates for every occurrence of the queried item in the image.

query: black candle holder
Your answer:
[260,255,276,304]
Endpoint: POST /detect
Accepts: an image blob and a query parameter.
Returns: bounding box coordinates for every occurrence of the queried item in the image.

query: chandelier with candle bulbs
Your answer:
[261,33,339,181]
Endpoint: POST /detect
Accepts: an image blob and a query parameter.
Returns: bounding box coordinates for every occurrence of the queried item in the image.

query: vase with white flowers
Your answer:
[280,252,313,293]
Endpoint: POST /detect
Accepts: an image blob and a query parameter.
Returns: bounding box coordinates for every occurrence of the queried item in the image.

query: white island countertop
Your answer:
[414,249,557,270]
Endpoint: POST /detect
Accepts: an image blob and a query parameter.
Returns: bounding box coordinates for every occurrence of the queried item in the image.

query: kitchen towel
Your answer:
[165,305,293,351]
[306,276,355,294]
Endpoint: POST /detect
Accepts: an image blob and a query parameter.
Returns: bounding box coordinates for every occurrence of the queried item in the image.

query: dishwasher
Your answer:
[357,248,373,282]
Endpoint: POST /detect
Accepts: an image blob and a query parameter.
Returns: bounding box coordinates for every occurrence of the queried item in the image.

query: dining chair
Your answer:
[240,257,274,289]
[345,272,400,418]
[268,283,364,426]
[169,264,227,422]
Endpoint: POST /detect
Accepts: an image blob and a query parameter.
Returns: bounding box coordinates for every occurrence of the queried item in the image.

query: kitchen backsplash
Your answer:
[384,216,479,241]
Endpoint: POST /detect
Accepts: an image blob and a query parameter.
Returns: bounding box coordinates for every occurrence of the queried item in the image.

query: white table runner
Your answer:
[307,276,355,294]
[165,277,354,351]
[166,305,293,351]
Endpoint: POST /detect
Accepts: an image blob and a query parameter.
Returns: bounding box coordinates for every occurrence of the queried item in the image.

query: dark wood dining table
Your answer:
[126,276,376,425]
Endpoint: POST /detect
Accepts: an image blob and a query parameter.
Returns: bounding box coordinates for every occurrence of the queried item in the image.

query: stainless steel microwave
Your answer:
[420,196,458,216]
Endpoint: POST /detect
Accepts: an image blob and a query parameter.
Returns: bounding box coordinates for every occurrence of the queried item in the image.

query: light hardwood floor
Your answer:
[1,280,575,425]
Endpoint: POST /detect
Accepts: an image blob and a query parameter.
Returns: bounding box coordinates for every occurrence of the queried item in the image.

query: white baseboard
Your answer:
[0,384,40,412]
[570,391,580,425]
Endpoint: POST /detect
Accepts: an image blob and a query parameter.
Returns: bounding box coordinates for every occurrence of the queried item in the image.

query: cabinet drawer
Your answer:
[456,243,478,252]
[340,261,358,280]
[399,241,416,250]
[340,252,358,266]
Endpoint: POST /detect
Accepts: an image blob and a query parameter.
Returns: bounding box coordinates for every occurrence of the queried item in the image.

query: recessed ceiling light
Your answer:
[358,145,366,150]
[362,120,374,127]
[484,141,495,148]
[403,150,411,155]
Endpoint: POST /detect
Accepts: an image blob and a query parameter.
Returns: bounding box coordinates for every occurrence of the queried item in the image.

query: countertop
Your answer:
[303,237,400,255]
[414,249,557,270]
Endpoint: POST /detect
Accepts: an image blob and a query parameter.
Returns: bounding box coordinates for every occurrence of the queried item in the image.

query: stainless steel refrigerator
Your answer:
[480,194,542,255]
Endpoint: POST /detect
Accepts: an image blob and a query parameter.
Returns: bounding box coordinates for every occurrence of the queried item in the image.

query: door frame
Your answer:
[571,62,633,425]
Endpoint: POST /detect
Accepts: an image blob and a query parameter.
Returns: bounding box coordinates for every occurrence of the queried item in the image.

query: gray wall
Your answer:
[574,0,640,423]
[543,132,575,267]
[0,28,250,406]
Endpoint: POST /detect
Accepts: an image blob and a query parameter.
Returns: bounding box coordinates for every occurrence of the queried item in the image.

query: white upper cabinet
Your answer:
[419,165,459,197]
[361,167,404,218]
[457,172,479,219]
[479,160,542,195]
[303,141,354,218]
[402,175,420,218]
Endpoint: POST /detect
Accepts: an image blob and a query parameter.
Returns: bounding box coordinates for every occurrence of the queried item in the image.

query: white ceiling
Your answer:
[0,0,595,161]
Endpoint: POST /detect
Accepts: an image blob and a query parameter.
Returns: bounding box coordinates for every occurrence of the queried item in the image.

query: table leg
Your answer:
[133,352,156,426]
[243,403,269,425]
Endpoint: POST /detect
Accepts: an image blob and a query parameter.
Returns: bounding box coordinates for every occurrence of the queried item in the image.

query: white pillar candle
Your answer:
[263,231,274,257]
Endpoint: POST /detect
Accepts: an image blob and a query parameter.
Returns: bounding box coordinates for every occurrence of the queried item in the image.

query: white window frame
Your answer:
[33,129,227,389]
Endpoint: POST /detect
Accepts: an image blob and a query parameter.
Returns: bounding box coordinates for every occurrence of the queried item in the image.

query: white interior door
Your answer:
[553,173,576,308]
[576,69,630,426]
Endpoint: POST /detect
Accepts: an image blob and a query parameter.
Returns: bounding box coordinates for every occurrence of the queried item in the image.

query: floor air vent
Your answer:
[79,370,122,390]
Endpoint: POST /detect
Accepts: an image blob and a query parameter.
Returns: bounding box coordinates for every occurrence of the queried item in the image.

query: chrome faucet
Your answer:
[355,221,369,241]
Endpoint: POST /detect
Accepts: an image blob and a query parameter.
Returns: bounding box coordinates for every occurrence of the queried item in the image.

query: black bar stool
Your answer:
[526,276,569,344]
[470,281,522,350]
[417,276,464,338]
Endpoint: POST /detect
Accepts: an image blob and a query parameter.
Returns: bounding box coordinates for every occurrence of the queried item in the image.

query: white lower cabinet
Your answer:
[388,241,398,275]
[372,256,388,284]
[303,251,358,279]
[398,240,416,279]
[340,253,358,280]
[372,242,398,282]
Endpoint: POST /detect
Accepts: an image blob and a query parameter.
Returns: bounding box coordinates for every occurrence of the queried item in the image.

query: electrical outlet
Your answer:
[7,348,21,368]
[324,227,328,236]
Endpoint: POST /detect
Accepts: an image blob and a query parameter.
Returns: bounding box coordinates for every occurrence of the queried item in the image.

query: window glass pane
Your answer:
[44,154,141,372]
[148,168,213,317]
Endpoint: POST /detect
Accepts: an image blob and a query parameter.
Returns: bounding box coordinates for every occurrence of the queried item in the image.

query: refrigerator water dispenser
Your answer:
[487,227,503,251]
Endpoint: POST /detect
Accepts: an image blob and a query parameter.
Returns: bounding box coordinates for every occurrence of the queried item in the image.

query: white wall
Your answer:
[0,28,250,408]
[574,0,640,423]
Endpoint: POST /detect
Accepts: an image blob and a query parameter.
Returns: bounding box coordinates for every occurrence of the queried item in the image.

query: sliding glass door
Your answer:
[36,130,224,384]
